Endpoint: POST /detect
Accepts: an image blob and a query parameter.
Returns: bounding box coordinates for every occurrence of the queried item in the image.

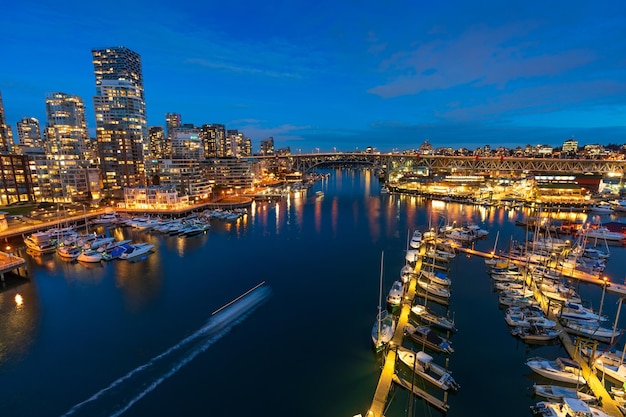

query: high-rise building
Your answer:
[45,93,88,159]
[0,91,13,152]
[165,113,181,139]
[562,138,579,155]
[260,137,275,156]
[148,126,168,160]
[92,46,147,197]
[200,124,225,158]
[16,117,43,148]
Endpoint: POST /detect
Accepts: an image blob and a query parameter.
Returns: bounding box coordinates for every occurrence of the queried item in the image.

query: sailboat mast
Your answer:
[377,251,384,343]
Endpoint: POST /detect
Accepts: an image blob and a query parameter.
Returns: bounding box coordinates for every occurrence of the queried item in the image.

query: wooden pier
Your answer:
[0,250,27,283]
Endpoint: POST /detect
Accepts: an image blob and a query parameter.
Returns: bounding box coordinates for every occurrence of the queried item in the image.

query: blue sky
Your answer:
[1,0,625,153]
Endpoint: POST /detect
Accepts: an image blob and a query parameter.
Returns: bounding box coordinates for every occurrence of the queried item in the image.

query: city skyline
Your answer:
[1,1,625,153]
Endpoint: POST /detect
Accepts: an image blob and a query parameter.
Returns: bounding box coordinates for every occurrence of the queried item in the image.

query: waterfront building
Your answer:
[153,158,211,201]
[92,46,148,198]
[203,157,255,194]
[0,91,13,153]
[122,185,188,210]
[16,117,43,149]
[172,130,203,160]
[0,154,35,204]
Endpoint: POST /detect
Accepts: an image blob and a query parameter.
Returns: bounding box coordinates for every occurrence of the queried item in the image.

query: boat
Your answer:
[420,270,451,287]
[85,236,116,250]
[397,348,460,391]
[578,226,626,245]
[57,245,82,260]
[24,231,57,253]
[96,239,132,253]
[416,278,451,299]
[526,357,587,385]
[371,252,396,353]
[386,280,405,307]
[120,242,155,260]
[404,324,454,354]
[101,243,132,261]
[591,357,626,383]
[77,249,103,263]
[410,304,456,332]
[587,202,615,214]
[560,318,622,343]
[530,398,610,417]
[90,212,121,225]
[409,229,422,249]
[554,301,608,322]
[511,324,561,342]
[532,384,597,403]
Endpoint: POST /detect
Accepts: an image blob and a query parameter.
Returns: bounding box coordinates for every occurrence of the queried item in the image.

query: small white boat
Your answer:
[410,304,456,332]
[404,324,454,354]
[77,249,103,263]
[420,270,451,287]
[371,310,396,353]
[554,301,608,322]
[397,348,460,391]
[120,242,155,260]
[526,357,586,385]
[511,324,561,342]
[530,398,609,417]
[409,230,422,249]
[386,280,405,307]
[57,245,82,260]
[532,384,597,403]
[560,318,622,343]
[416,278,451,299]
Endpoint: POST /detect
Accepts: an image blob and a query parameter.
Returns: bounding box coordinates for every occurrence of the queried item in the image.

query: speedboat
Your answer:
[410,304,456,332]
[526,357,586,385]
[409,230,422,249]
[397,348,460,391]
[120,242,155,260]
[532,384,597,403]
[530,398,609,417]
[386,280,404,307]
[404,324,454,354]
[77,249,103,263]
[57,245,82,260]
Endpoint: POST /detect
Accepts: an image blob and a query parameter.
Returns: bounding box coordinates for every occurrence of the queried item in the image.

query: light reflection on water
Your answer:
[1,167,626,417]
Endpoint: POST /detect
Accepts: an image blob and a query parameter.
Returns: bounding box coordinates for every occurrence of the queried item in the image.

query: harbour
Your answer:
[3,167,626,417]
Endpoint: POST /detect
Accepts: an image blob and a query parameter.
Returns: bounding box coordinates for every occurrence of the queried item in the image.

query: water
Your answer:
[1,167,625,417]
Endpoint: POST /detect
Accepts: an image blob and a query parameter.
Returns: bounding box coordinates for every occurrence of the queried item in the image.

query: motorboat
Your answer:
[420,270,451,287]
[410,304,456,332]
[120,242,155,260]
[560,318,622,343]
[397,348,460,391]
[530,398,609,417]
[85,236,116,250]
[24,231,57,253]
[77,249,103,263]
[404,324,454,354]
[553,301,608,322]
[526,357,586,385]
[57,245,82,260]
[386,280,405,307]
[505,307,557,329]
[532,384,597,403]
[511,324,561,342]
[416,278,451,299]
[409,230,422,249]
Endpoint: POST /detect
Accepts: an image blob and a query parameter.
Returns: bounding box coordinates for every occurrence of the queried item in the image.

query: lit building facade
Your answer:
[92,46,147,197]
[16,117,43,148]
[260,137,274,156]
[200,123,225,158]
[45,92,89,161]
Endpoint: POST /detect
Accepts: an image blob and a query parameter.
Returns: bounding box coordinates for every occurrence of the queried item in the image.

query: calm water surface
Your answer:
[1,168,626,417]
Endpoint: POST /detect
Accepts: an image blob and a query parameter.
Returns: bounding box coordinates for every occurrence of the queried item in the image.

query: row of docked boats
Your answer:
[371,228,461,405]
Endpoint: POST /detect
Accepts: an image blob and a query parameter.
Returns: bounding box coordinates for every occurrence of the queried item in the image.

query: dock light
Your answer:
[5,245,10,251]
[14,293,23,307]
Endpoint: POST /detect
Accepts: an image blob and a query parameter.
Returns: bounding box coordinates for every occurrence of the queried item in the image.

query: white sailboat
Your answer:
[371,251,396,353]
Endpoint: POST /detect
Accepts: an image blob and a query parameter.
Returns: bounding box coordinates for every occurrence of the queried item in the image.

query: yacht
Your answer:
[120,242,155,260]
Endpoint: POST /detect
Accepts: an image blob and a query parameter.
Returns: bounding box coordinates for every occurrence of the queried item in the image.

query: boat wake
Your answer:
[59,283,271,417]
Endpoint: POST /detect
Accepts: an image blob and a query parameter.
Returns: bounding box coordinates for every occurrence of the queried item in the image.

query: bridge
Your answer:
[250,153,626,177]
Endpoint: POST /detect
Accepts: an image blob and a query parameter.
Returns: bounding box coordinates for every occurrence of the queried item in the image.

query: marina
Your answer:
[4,168,626,417]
